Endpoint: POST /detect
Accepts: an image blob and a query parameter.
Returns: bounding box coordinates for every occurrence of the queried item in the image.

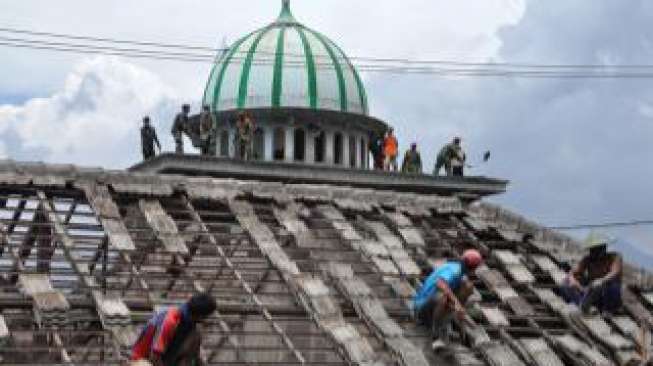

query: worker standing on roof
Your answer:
[369,132,385,170]
[560,232,623,314]
[236,112,255,160]
[199,105,215,156]
[131,293,216,366]
[383,128,398,171]
[434,137,459,176]
[172,104,191,154]
[141,116,161,161]
[401,142,422,174]
[450,139,466,177]
[414,249,483,350]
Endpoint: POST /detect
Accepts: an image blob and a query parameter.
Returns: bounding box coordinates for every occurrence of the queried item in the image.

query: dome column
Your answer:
[306,132,316,164]
[264,126,274,161]
[284,126,294,162]
[325,129,335,165]
[343,134,351,168]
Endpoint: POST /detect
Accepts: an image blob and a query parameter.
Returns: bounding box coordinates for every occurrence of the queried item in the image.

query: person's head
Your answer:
[203,105,210,112]
[411,142,417,151]
[461,249,483,272]
[588,244,608,259]
[388,128,394,136]
[182,104,190,113]
[453,137,461,145]
[143,116,150,126]
[584,231,610,260]
[522,233,534,243]
[187,292,217,322]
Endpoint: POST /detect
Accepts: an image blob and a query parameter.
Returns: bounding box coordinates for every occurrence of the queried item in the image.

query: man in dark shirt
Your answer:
[561,232,623,314]
[172,104,190,154]
[131,293,216,366]
[141,116,161,161]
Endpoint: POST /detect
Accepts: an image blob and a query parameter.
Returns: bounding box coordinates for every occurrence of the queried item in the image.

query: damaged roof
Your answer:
[0,160,652,366]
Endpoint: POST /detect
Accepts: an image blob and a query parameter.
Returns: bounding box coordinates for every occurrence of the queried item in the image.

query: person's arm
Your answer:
[567,257,587,289]
[436,278,465,318]
[593,254,623,287]
[417,153,422,172]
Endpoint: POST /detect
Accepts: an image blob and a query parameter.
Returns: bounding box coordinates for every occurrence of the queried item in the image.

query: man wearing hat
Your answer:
[560,231,623,314]
[413,249,483,349]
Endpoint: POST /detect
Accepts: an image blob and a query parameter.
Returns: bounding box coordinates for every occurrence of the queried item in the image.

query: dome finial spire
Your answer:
[277,0,296,23]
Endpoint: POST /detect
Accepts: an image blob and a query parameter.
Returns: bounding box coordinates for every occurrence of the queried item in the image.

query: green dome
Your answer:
[203,0,369,115]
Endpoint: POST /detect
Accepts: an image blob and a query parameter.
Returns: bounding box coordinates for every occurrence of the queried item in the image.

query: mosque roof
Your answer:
[202,1,369,115]
[0,160,652,365]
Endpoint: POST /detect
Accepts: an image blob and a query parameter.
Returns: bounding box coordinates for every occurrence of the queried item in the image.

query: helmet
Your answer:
[583,231,612,250]
[462,249,483,270]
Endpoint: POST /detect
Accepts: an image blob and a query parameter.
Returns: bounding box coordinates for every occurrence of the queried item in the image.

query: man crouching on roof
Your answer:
[413,249,483,350]
[560,232,623,314]
[131,293,217,366]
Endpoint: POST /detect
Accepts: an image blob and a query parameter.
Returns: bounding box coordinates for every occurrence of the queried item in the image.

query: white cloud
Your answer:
[0,57,179,168]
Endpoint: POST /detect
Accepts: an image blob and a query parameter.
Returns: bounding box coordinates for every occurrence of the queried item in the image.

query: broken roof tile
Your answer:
[397,227,426,248]
[385,338,430,366]
[480,306,510,327]
[520,338,564,366]
[479,341,526,366]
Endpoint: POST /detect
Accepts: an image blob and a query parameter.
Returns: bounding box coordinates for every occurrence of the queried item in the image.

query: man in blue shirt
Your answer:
[414,249,483,347]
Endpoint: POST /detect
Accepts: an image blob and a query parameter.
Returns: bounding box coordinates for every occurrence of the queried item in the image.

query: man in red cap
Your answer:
[413,249,483,349]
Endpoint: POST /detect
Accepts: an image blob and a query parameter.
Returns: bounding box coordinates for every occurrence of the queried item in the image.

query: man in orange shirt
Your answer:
[383,128,398,171]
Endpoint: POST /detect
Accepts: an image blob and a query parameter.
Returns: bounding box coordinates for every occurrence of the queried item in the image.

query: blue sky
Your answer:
[1,0,651,266]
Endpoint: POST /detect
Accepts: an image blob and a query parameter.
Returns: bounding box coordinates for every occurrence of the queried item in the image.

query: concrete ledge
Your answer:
[130,154,509,197]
